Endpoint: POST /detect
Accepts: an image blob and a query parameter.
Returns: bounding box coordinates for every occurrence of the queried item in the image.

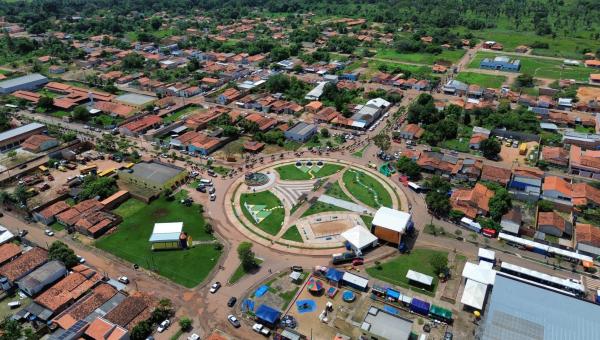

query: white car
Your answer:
[157,319,170,333]
[118,276,129,284]
[187,334,200,340]
[76,255,85,264]
[44,229,54,236]
[209,281,221,293]
[252,323,271,336]
[209,193,216,201]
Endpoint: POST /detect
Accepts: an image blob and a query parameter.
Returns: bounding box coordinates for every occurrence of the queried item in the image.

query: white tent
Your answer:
[462,262,496,285]
[372,207,411,234]
[149,222,183,243]
[461,279,487,310]
[340,226,378,252]
[406,270,433,286]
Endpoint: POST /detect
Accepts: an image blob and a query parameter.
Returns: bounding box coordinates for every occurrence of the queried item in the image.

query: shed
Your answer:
[460,279,487,310]
[342,272,369,291]
[340,226,378,253]
[255,304,281,327]
[409,298,430,316]
[478,248,496,264]
[406,270,433,287]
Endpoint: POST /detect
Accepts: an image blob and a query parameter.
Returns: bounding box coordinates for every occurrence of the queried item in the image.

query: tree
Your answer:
[538,200,554,212]
[79,176,117,200]
[12,184,28,205]
[38,95,53,109]
[131,320,152,340]
[515,73,534,88]
[320,128,330,138]
[480,138,501,159]
[425,176,451,217]
[0,317,24,340]
[396,156,421,180]
[488,188,511,221]
[429,253,448,276]
[179,317,192,331]
[237,241,257,271]
[373,132,391,152]
[7,150,16,159]
[71,106,90,121]
[48,241,79,268]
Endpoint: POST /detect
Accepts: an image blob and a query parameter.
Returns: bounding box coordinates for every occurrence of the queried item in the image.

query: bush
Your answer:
[179,317,192,331]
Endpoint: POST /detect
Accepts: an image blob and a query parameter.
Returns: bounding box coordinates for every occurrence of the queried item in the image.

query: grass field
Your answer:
[366,248,447,295]
[342,169,392,208]
[360,215,373,227]
[325,181,352,201]
[228,259,263,285]
[240,191,285,235]
[301,201,348,217]
[281,225,304,243]
[440,125,473,153]
[468,52,595,81]
[163,106,202,123]
[455,72,507,88]
[275,163,343,181]
[376,48,466,65]
[96,194,221,288]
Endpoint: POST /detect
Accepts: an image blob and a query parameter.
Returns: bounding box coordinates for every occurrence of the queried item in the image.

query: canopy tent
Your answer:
[149,222,183,242]
[307,278,324,292]
[326,268,345,282]
[406,270,434,286]
[255,304,281,326]
[461,279,488,310]
[429,304,453,323]
[372,207,411,234]
[340,225,378,252]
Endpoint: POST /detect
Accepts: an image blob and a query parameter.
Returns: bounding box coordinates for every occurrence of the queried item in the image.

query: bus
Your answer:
[98,168,116,177]
[124,163,135,169]
[38,165,49,175]
[80,164,98,175]
[407,181,423,193]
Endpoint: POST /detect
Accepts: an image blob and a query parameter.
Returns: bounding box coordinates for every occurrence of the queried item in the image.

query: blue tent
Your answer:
[255,304,282,326]
[386,288,401,300]
[326,268,344,282]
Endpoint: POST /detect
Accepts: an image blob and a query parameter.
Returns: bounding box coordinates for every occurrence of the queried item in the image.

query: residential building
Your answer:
[119,115,161,136]
[572,183,600,208]
[33,201,70,225]
[575,223,600,257]
[217,88,241,105]
[16,261,67,296]
[399,124,424,140]
[0,243,21,266]
[443,80,468,96]
[537,211,572,238]
[541,146,569,167]
[74,211,121,238]
[500,208,522,235]
[569,145,600,178]
[541,176,572,207]
[562,132,600,149]
[480,164,512,186]
[0,247,48,284]
[305,81,328,101]
[56,199,104,227]
[417,151,460,177]
[52,283,120,331]
[21,134,59,153]
[83,317,129,340]
[0,122,46,152]
[284,122,317,142]
[450,183,495,219]
[104,291,157,330]
[0,73,48,94]
[509,167,544,201]
[480,56,521,72]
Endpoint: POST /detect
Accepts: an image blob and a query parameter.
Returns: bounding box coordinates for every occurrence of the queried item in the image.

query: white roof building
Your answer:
[0,225,15,245]
[148,222,183,243]
[406,270,433,286]
[372,207,411,234]
[462,261,496,285]
[340,226,378,252]
[478,248,496,262]
[461,279,487,310]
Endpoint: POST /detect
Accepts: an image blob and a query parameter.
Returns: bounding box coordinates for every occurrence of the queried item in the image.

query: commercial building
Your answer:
[16,260,67,296]
[284,122,317,142]
[0,73,48,94]
[0,122,46,152]
[370,207,413,249]
[361,306,413,340]
[21,134,59,153]
[479,56,521,72]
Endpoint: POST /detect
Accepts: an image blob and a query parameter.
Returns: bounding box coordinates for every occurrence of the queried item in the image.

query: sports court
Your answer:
[130,161,184,186]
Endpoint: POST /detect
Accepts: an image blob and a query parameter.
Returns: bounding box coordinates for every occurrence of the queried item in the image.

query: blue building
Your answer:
[284,122,317,142]
[480,56,521,72]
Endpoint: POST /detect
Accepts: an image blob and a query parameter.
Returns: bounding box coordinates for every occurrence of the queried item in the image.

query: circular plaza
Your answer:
[225,158,408,253]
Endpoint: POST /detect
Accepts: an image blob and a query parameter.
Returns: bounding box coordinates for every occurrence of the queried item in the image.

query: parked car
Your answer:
[227,315,240,328]
[227,297,237,307]
[187,334,200,340]
[291,266,303,272]
[44,229,55,236]
[196,186,206,193]
[209,281,221,293]
[252,323,271,336]
[209,194,216,201]
[444,331,453,340]
[76,255,85,264]
[118,276,129,284]
[157,320,170,333]
[352,258,364,266]
[18,230,28,238]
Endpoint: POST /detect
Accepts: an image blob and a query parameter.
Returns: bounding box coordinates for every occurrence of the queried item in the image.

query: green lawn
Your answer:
[325,181,352,201]
[366,248,447,295]
[352,143,370,158]
[376,48,466,65]
[228,259,263,285]
[342,169,392,208]
[240,191,285,235]
[360,215,374,227]
[51,110,71,118]
[468,52,595,81]
[96,195,221,288]
[440,125,472,153]
[301,201,347,217]
[455,72,507,88]
[93,114,123,127]
[275,163,343,181]
[281,225,304,243]
[49,221,64,231]
[163,106,202,123]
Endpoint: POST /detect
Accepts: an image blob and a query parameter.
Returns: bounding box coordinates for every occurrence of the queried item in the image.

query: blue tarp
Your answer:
[242,299,255,312]
[296,300,317,314]
[255,304,282,325]
[326,268,344,282]
[386,288,401,300]
[255,285,269,297]
[410,298,431,316]
[383,305,399,315]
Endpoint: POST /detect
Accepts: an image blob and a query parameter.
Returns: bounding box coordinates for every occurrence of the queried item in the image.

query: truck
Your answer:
[332,252,362,265]
[519,143,528,155]
[252,323,271,336]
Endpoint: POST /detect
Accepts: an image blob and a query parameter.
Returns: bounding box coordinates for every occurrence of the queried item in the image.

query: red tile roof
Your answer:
[450,183,495,218]
[21,134,57,152]
[0,243,21,265]
[576,223,600,248]
[37,201,70,220]
[537,211,567,232]
[572,183,600,207]
[0,247,47,282]
[35,265,102,312]
[53,283,118,330]
[542,176,572,198]
[121,115,161,134]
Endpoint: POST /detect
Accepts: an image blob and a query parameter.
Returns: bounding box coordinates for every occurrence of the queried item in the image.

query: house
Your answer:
[314,106,339,123]
[74,211,121,238]
[569,145,600,178]
[453,159,483,183]
[0,243,21,266]
[33,201,70,225]
[469,134,488,150]
[541,176,572,206]
[56,199,104,227]
[590,74,600,85]
[284,122,317,143]
[500,208,522,235]
[416,151,460,177]
[104,291,158,330]
[244,113,277,132]
[515,45,529,53]
[541,147,569,167]
[119,115,161,136]
[575,223,600,257]
[0,247,48,285]
[450,183,495,219]
[217,88,241,105]
[572,183,600,208]
[305,101,323,113]
[467,85,483,98]
[94,101,134,118]
[399,124,424,140]
[584,60,600,69]
[480,164,512,186]
[16,261,67,296]
[83,317,129,340]
[509,167,544,201]
[305,81,328,101]
[537,211,572,238]
[443,80,469,96]
[483,41,503,50]
[0,122,47,152]
[52,283,119,331]
[480,56,521,72]
[370,207,414,249]
[243,141,265,153]
[20,134,59,153]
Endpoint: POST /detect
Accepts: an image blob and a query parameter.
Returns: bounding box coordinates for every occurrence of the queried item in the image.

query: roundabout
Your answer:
[224,157,409,254]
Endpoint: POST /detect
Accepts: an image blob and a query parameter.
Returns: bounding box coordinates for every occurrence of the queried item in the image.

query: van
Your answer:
[200,179,213,186]
[7,301,21,309]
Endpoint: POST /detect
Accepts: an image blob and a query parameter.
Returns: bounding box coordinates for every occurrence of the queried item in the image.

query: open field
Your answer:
[468,52,595,81]
[96,194,221,288]
[376,48,466,65]
[455,72,507,88]
[366,248,447,296]
[240,191,285,235]
[342,169,392,208]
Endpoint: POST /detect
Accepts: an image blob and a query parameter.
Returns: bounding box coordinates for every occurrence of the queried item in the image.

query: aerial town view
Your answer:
[0,0,599,339]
